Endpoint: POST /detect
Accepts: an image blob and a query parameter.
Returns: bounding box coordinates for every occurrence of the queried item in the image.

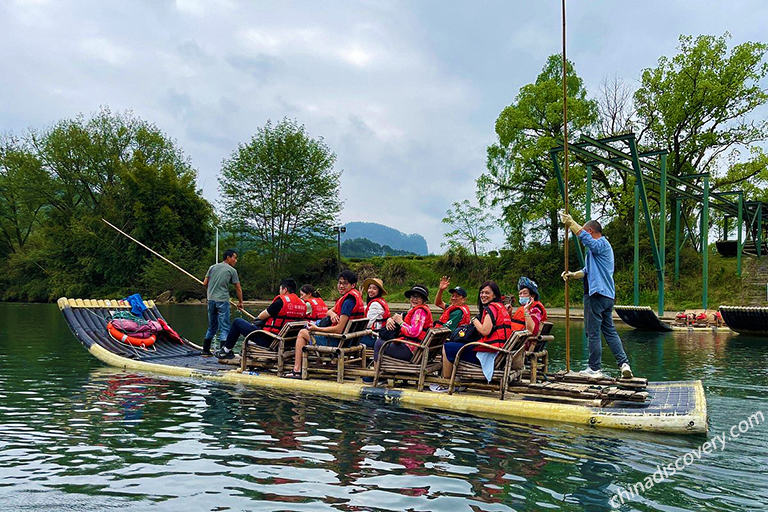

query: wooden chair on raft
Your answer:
[302,317,372,382]
[525,321,553,384]
[239,321,306,375]
[447,330,532,399]
[373,326,452,391]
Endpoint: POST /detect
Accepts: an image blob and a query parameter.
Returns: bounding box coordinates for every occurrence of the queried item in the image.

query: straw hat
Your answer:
[361,277,387,297]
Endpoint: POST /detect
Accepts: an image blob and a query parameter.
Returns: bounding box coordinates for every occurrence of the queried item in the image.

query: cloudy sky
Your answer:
[2,0,767,253]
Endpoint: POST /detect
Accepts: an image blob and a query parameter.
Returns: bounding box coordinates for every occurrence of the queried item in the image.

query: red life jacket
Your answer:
[435,304,471,327]
[332,289,365,320]
[264,293,307,334]
[365,297,391,331]
[476,301,513,352]
[306,297,328,320]
[509,300,547,336]
[401,304,434,343]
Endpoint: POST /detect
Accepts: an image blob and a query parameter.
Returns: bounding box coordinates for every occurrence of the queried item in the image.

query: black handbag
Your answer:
[449,322,481,343]
[377,326,400,341]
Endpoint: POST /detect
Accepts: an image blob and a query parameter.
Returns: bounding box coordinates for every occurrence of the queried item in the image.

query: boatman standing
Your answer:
[559,213,633,380]
[201,249,243,356]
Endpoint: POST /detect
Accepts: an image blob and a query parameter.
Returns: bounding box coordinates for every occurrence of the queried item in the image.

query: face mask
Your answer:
[519,296,530,305]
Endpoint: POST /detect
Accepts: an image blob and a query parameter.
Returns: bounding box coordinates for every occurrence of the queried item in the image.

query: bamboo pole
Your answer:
[562,0,571,373]
[102,218,255,320]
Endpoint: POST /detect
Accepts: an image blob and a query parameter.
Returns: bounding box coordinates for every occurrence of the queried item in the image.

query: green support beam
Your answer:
[628,138,663,310]
[634,182,640,305]
[658,154,666,316]
[759,202,763,258]
[586,164,592,220]
[675,197,682,282]
[738,194,743,276]
[702,175,709,310]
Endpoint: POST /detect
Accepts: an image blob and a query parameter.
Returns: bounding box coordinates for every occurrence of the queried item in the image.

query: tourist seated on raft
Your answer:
[371,284,434,363]
[508,277,547,336]
[358,277,390,349]
[300,284,328,324]
[214,278,307,360]
[433,275,471,332]
[286,270,366,378]
[430,280,512,393]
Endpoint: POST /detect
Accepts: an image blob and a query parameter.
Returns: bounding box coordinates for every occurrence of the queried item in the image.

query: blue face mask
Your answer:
[519,296,530,305]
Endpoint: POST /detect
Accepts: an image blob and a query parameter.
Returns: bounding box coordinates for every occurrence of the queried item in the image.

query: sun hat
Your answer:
[404,284,429,301]
[361,277,387,297]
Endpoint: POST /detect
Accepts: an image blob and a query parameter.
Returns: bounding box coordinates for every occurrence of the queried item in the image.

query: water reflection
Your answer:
[1,303,768,510]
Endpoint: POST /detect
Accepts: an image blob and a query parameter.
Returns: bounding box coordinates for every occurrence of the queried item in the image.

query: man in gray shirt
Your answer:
[202,249,243,356]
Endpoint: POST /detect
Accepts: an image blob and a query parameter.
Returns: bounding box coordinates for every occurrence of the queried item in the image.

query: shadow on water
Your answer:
[1,303,767,511]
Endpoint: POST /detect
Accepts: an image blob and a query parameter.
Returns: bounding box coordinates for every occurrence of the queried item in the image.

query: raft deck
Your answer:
[58,297,708,435]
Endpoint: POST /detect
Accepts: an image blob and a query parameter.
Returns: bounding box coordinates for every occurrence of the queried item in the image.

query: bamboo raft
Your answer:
[615,305,729,332]
[719,306,768,337]
[58,297,708,435]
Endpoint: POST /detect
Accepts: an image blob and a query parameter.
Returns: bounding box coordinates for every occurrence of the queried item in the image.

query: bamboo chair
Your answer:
[239,321,306,375]
[373,327,451,391]
[302,317,372,382]
[525,321,553,384]
[447,330,532,399]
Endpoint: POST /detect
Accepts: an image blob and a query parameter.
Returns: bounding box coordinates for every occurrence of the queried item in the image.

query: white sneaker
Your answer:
[579,367,605,379]
[429,383,450,393]
[620,363,634,379]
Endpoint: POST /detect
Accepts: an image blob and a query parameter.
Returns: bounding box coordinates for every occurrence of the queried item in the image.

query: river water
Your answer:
[1,302,766,511]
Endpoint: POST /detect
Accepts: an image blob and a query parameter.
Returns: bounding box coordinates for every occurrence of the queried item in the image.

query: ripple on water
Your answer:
[2,304,768,510]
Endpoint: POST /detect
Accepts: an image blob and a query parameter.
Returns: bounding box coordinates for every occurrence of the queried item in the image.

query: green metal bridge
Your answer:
[550,132,768,315]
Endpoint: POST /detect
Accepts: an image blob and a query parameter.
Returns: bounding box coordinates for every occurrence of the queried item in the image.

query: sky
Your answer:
[2,0,768,253]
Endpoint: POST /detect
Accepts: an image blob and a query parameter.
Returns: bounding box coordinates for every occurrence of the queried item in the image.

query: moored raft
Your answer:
[614,305,673,332]
[58,297,708,435]
[615,305,729,332]
[719,305,768,336]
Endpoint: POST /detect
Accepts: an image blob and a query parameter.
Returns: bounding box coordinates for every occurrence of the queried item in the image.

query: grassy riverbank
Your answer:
[305,246,745,312]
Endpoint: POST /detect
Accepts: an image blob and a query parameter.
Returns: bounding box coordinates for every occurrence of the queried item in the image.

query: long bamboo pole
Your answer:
[562,0,571,373]
[102,218,255,320]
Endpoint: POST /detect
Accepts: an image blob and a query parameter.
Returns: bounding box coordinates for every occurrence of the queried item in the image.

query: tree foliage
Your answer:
[0,108,214,301]
[218,118,341,288]
[478,55,598,247]
[441,200,492,256]
[635,33,768,183]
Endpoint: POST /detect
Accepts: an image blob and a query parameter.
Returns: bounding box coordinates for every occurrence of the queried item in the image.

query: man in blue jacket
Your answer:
[560,212,633,380]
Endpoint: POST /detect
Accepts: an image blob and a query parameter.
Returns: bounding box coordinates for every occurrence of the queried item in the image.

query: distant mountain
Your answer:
[341,238,416,258]
[341,222,428,255]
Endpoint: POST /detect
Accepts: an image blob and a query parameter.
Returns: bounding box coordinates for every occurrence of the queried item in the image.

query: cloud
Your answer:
[78,37,131,66]
[2,0,768,254]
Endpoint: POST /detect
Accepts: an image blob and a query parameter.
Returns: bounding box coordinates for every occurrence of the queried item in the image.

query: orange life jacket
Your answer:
[306,297,328,320]
[509,300,547,335]
[264,293,307,334]
[332,289,366,320]
[435,304,471,327]
[365,297,391,331]
[476,301,513,352]
[401,304,434,342]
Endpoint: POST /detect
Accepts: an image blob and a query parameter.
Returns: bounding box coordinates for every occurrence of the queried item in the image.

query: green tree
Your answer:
[442,199,492,257]
[218,118,341,288]
[1,108,214,300]
[0,136,48,256]
[478,54,598,247]
[635,33,768,184]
